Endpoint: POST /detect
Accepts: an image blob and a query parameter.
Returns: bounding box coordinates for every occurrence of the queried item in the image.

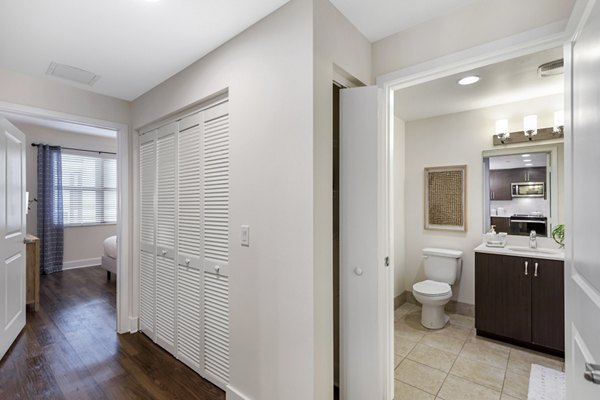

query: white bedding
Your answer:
[104,235,118,259]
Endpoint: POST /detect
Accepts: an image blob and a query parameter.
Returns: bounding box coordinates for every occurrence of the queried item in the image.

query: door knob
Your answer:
[584,363,600,384]
[161,249,167,256]
[354,267,363,276]
[214,265,221,274]
[185,259,190,265]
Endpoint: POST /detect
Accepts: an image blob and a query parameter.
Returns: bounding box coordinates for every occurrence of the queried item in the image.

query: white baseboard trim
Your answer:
[129,316,139,333]
[226,385,251,400]
[62,257,102,270]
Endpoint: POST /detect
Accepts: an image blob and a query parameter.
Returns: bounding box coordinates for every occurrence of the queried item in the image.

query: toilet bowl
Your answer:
[413,248,463,329]
[412,280,453,329]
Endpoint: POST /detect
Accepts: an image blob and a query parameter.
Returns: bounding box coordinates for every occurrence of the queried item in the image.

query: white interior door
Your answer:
[339,86,392,399]
[565,0,600,397]
[0,118,26,360]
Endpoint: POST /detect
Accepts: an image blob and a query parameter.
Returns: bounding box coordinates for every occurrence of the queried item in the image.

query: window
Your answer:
[61,151,117,225]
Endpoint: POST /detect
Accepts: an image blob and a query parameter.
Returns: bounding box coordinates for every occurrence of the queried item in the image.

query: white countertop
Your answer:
[474,242,564,261]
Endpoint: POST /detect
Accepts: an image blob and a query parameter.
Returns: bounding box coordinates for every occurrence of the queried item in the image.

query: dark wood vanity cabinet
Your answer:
[475,252,564,354]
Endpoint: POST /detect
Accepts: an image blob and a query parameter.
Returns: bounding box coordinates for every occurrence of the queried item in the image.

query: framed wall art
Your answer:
[424,165,467,232]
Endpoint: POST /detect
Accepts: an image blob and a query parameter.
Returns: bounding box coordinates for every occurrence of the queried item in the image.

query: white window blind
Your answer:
[61,151,117,226]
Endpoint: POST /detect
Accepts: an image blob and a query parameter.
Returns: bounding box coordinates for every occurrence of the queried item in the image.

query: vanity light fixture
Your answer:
[457,75,480,85]
[523,115,538,140]
[495,119,509,143]
[553,110,564,135]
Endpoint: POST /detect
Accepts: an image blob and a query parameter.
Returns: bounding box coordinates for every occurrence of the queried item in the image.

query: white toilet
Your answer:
[412,248,463,329]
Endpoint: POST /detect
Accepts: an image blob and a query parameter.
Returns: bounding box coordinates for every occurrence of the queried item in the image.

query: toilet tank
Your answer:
[423,248,463,284]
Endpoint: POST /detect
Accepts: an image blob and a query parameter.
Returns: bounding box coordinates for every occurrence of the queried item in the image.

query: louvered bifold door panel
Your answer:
[139,131,156,339]
[176,113,203,371]
[155,122,178,355]
[202,270,230,389]
[202,103,230,389]
[177,113,203,269]
[177,264,202,371]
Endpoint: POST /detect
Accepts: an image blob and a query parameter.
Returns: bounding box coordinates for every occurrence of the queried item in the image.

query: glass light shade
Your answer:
[495,119,508,136]
[524,115,538,134]
[554,110,564,127]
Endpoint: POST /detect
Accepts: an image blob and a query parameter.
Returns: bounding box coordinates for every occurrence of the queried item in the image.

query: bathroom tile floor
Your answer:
[393,303,565,400]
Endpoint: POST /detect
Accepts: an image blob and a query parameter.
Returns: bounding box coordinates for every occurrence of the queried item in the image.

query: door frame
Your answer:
[374,4,589,398]
[0,101,132,334]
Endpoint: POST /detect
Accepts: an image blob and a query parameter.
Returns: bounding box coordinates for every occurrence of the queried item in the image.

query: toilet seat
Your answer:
[413,280,451,297]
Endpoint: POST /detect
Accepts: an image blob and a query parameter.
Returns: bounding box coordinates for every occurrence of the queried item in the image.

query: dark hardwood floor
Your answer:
[0,266,225,400]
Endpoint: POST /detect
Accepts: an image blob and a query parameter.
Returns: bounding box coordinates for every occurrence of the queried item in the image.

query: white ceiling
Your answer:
[394,47,564,122]
[0,0,290,101]
[0,0,491,102]
[329,0,481,42]
[489,153,547,170]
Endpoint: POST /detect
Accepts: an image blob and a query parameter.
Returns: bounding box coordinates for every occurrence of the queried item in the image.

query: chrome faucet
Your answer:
[529,230,537,249]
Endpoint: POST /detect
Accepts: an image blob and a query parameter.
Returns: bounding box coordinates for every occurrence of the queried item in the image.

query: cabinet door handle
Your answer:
[524,261,528,275]
[534,262,538,277]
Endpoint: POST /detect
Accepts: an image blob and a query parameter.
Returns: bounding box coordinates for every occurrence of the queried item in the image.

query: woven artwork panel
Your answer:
[427,170,464,226]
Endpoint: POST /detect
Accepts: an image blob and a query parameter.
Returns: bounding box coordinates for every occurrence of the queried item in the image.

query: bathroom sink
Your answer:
[506,246,563,255]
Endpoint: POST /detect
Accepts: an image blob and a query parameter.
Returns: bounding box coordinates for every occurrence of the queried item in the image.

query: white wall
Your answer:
[393,117,406,297]
[16,122,117,267]
[0,69,130,125]
[132,0,371,397]
[401,95,564,305]
[372,0,575,78]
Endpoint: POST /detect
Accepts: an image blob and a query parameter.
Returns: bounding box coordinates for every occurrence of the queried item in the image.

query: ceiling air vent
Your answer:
[46,62,100,86]
[537,59,564,77]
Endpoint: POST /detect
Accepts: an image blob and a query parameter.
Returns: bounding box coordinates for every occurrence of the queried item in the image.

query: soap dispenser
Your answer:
[485,225,498,246]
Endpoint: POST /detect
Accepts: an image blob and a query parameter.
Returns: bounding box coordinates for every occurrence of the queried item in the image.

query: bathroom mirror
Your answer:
[482,144,563,237]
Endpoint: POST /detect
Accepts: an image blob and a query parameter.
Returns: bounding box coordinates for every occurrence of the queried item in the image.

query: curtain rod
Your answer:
[31,143,116,155]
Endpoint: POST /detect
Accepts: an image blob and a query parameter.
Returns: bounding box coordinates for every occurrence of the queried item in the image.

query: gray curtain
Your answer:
[37,145,64,274]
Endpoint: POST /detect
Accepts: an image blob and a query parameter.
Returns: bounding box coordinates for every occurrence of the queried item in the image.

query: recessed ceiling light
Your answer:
[521,154,531,157]
[523,159,532,162]
[525,163,533,166]
[144,0,160,2]
[457,75,480,85]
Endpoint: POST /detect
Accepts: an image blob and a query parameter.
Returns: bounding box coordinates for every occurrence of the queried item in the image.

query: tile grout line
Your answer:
[434,323,470,399]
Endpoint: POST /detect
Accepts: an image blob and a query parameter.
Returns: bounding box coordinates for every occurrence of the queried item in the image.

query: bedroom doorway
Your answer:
[17,114,119,324]
[0,102,131,335]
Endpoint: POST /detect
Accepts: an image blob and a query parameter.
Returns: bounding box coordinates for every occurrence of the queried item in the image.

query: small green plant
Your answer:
[552,224,565,248]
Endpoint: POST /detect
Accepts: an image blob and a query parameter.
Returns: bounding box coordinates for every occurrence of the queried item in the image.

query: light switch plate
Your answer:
[241,225,250,247]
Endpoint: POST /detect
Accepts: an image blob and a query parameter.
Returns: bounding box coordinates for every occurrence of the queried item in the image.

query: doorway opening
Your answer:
[388,45,566,398]
[0,103,130,336]
[332,82,341,399]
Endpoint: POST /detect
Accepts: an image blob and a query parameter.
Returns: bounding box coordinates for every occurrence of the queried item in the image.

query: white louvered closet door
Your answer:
[139,130,157,339]
[176,113,203,371]
[201,103,231,389]
[155,122,178,355]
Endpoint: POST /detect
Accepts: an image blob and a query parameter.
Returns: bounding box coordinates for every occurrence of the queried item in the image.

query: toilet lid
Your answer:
[413,280,451,297]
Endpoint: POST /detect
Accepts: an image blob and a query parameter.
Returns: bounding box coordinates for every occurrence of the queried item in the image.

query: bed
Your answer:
[102,235,118,280]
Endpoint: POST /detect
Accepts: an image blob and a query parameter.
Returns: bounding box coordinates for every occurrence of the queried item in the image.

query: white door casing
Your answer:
[565,0,600,397]
[0,118,26,360]
[340,86,393,400]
